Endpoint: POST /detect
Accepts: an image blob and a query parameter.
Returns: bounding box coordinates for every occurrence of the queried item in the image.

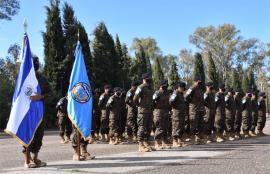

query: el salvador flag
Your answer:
[5,35,44,147]
[67,41,92,140]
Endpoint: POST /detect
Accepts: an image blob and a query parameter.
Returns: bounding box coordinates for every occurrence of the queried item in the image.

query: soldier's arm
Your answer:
[185,87,194,103]
[125,91,132,105]
[169,92,177,106]
[98,94,105,108]
[152,91,160,107]
[133,86,143,106]
[106,97,114,109]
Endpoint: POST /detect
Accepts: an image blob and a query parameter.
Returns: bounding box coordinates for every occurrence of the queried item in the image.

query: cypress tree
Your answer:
[193,52,205,90]
[242,71,250,93]
[43,0,65,95]
[231,68,241,89]
[248,70,257,91]
[207,51,219,90]
[121,44,132,89]
[153,57,165,89]
[92,22,119,88]
[168,59,180,89]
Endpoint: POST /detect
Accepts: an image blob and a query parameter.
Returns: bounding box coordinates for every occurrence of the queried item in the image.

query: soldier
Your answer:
[257,92,267,135]
[119,89,127,142]
[89,88,102,144]
[23,56,50,168]
[133,73,154,152]
[56,96,72,144]
[215,84,226,143]
[234,89,243,139]
[72,128,95,160]
[153,80,171,150]
[106,87,122,145]
[203,82,216,144]
[185,75,206,144]
[250,90,259,136]
[242,91,252,138]
[170,82,187,147]
[98,85,112,142]
[126,81,139,142]
[225,88,236,141]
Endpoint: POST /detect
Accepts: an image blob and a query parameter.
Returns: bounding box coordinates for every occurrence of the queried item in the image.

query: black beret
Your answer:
[131,81,139,86]
[158,80,168,87]
[104,84,111,89]
[205,82,214,87]
[94,88,101,93]
[177,81,186,88]
[235,88,242,93]
[259,92,266,97]
[227,88,234,93]
[142,73,152,79]
[194,74,201,81]
[113,87,121,92]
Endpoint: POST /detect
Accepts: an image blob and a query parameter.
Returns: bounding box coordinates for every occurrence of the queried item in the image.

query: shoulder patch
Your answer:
[242,99,246,104]
[170,93,177,101]
[127,91,132,97]
[204,93,208,100]
[135,87,142,95]
[225,96,229,102]
[107,97,113,104]
[153,92,158,100]
[215,96,219,102]
[186,88,193,95]
[99,95,104,101]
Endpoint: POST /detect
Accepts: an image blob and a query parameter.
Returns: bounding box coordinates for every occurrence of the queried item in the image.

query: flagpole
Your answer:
[22,18,31,165]
[76,29,81,161]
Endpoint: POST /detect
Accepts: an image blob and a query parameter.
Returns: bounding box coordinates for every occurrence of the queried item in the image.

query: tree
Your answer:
[207,51,219,90]
[120,44,132,89]
[43,0,65,95]
[131,37,161,60]
[248,70,257,91]
[231,68,241,90]
[62,2,77,94]
[130,44,148,82]
[161,54,177,79]
[0,0,20,20]
[189,24,241,82]
[92,22,119,88]
[168,59,180,89]
[153,57,164,89]
[193,52,205,90]
[179,49,194,86]
[242,71,250,93]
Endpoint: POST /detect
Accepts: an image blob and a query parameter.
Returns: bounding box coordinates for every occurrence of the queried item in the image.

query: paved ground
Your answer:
[1,121,270,174]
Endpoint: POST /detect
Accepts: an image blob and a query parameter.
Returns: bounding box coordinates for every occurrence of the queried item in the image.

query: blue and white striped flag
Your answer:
[5,35,44,147]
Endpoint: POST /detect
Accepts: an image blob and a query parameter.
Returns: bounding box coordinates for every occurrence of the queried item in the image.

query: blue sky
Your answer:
[0,0,269,63]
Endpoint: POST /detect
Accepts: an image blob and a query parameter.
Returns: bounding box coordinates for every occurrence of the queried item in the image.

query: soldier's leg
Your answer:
[197,111,204,139]
[234,112,242,137]
[257,113,266,134]
[137,113,150,152]
[100,110,109,141]
[215,112,225,142]
[58,116,66,143]
[242,112,251,137]
[162,111,170,148]
[250,113,258,135]
[172,110,180,147]
[65,117,72,141]
[96,113,101,137]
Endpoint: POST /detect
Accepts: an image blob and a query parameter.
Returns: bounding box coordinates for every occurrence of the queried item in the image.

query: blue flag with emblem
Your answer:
[67,41,92,139]
[5,35,44,146]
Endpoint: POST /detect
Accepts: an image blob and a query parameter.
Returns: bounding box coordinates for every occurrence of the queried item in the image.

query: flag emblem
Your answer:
[71,82,92,103]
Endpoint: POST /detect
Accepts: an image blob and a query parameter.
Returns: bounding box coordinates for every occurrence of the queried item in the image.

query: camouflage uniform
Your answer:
[98,92,111,135]
[215,92,226,134]
[170,90,186,140]
[126,87,138,137]
[203,90,216,136]
[106,93,122,139]
[250,96,259,133]
[225,94,236,134]
[234,93,243,134]
[185,85,205,137]
[119,91,127,137]
[242,95,252,134]
[133,83,154,142]
[257,96,266,132]
[56,97,72,139]
[153,89,170,142]
[92,92,101,136]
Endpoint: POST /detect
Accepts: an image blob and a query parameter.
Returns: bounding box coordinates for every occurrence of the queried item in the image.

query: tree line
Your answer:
[0,0,270,130]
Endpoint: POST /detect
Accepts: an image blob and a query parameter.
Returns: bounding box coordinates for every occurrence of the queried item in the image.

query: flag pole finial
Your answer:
[23,18,27,34]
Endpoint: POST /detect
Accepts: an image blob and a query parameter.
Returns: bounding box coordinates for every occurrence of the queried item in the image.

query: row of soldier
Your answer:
[56,72,267,157]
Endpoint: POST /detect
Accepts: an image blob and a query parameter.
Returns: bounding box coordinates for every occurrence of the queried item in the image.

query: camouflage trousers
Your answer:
[234,110,242,133]
[171,109,185,139]
[109,114,119,138]
[250,112,258,132]
[126,107,138,136]
[137,112,153,141]
[58,115,72,137]
[215,109,226,134]
[257,111,266,131]
[189,110,204,135]
[153,109,169,141]
[72,127,88,149]
[225,110,235,133]
[242,111,252,132]
[100,109,109,135]
[203,109,215,135]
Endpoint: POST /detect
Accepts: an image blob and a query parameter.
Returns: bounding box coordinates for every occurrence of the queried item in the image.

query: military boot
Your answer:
[228,133,235,141]
[179,138,188,147]
[138,141,150,152]
[216,133,225,143]
[65,135,71,143]
[243,131,250,138]
[24,161,37,168]
[194,135,202,145]
[60,136,66,144]
[205,135,212,144]
[155,140,163,150]
[81,146,95,160]
[32,152,47,167]
[257,130,266,136]
[162,140,171,149]
[127,135,134,143]
[172,138,181,148]
[72,147,86,161]
[133,135,138,142]
[100,134,106,143]
[249,131,257,137]
[109,137,114,145]
[144,141,156,151]
[88,136,95,144]
[234,132,241,140]
[113,137,120,145]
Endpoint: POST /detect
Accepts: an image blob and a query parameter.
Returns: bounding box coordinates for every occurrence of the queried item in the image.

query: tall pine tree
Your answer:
[207,51,218,90]
[168,59,180,89]
[231,68,241,89]
[121,44,132,89]
[248,70,257,91]
[193,52,205,90]
[242,71,250,93]
[92,22,119,88]
[43,0,65,95]
[153,57,165,89]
